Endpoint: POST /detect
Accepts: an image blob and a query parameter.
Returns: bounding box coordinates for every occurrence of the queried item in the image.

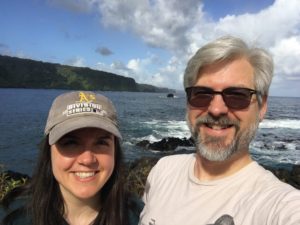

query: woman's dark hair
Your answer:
[2,135,129,225]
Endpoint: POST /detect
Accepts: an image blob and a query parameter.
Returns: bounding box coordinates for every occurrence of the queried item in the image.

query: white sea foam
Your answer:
[260,119,300,129]
[140,119,300,143]
[158,95,180,99]
[251,145,300,165]
[251,141,297,151]
[141,120,190,140]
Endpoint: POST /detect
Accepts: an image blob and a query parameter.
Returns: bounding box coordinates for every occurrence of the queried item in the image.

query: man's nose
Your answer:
[207,94,229,116]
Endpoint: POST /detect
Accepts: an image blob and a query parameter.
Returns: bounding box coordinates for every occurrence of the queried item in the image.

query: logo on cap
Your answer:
[79,92,96,102]
[62,92,108,117]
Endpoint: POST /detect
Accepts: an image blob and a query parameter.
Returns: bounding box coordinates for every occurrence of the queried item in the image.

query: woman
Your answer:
[1,91,142,225]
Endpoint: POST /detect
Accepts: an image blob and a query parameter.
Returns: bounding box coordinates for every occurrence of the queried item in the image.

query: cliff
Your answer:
[0,55,173,93]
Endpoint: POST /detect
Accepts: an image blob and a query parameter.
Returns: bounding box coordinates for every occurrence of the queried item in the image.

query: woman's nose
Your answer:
[78,150,97,165]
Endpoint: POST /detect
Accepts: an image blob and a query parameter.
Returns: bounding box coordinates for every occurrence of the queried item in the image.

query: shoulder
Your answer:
[251,163,300,203]
[154,153,195,171]
[146,154,195,185]
[127,194,144,225]
[1,208,32,225]
[253,163,298,190]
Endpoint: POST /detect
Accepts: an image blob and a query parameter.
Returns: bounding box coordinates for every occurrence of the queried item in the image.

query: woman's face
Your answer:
[51,128,115,201]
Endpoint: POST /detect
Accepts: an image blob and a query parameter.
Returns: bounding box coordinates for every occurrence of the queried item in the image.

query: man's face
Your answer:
[187,57,267,162]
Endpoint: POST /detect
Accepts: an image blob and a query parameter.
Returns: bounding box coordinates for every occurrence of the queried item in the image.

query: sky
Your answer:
[0,0,300,97]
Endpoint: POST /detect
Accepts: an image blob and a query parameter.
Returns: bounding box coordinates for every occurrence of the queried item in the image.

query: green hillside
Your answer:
[0,55,172,92]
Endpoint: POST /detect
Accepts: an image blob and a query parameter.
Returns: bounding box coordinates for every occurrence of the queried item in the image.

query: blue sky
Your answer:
[1,0,300,97]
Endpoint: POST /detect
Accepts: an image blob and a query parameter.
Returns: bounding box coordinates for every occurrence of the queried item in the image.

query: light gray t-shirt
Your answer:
[139,154,300,225]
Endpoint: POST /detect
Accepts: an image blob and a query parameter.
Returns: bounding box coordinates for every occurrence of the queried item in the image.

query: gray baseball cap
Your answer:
[45,91,122,145]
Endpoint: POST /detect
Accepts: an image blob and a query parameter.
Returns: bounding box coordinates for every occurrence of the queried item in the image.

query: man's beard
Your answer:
[187,114,260,162]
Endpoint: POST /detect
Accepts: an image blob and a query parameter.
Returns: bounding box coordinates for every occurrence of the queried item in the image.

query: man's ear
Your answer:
[259,96,268,121]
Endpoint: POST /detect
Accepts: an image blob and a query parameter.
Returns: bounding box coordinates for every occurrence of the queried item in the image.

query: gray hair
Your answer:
[183,36,274,103]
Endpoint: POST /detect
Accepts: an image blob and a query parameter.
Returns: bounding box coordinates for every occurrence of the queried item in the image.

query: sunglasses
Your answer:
[185,86,259,110]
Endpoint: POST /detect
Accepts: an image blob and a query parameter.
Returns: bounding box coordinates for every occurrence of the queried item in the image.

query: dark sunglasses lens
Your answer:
[223,88,252,109]
[187,87,213,107]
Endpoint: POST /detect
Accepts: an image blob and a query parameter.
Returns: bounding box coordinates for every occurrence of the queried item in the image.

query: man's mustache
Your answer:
[195,115,240,129]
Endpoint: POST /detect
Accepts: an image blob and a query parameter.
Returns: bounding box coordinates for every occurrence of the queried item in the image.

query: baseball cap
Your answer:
[44,91,122,145]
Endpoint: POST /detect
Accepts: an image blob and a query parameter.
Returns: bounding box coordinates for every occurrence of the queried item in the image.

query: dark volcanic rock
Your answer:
[265,165,300,189]
[136,140,150,148]
[290,164,300,189]
[136,137,194,151]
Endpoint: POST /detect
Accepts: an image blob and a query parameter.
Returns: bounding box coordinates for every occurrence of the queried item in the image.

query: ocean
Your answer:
[0,88,300,175]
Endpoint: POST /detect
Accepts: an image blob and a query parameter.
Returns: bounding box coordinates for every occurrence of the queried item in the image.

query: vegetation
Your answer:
[0,55,174,93]
[0,165,28,201]
[124,157,159,197]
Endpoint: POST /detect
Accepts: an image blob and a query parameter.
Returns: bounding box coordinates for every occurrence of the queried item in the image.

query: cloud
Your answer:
[46,0,300,96]
[271,36,300,76]
[65,57,86,67]
[95,47,113,56]
[94,60,133,78]
[47,0,98,13]
[94,54,165,86]
[210,0,300,47]
[97,0,204,53]
[269,36,300,96]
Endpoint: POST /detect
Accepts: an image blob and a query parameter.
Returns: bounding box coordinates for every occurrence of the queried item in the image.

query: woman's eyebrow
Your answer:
[97,133,114,140]
[60,134,77,139]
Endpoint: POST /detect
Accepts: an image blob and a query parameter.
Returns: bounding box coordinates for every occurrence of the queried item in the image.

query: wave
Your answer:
[158,95,180,99]
[140,118,300,138]
[138,119,300,142]
[260,119,300,129]
[133,119,300,165]
[141,120,190,140]
[251,141,298,151]
[250,145,300,165]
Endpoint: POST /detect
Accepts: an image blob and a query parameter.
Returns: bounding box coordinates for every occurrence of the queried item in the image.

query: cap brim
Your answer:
[48,116,122,145]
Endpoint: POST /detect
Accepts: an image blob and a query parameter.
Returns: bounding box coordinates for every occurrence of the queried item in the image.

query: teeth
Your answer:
[207,124,230,130]
[75,172,95,179]
[212,125,223,130]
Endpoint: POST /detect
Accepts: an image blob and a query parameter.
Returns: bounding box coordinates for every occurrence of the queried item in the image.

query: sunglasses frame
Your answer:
[185,86,259,110]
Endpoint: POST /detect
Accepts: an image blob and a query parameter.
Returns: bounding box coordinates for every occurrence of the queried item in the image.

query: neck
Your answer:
[194,150,253,181]
[63,193,100,225]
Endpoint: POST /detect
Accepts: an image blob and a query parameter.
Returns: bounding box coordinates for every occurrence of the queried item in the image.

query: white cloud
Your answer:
[49,0,300,96]
[211,0,300,47]
[94,60,134,80]
[97,0,203,53]
[65,57,85,67]
[271,36,300,77]
[269,36,300,96]
[94,0,300,95]
[127,58,141,73]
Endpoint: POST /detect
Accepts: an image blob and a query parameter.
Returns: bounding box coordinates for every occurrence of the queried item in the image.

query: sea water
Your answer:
[0,88,299,175]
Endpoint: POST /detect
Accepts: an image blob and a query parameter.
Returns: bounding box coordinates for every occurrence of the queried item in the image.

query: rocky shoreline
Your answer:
[1,137,300,202]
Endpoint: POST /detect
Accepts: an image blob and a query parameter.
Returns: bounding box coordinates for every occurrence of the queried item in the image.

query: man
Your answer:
[139,36,300,225]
